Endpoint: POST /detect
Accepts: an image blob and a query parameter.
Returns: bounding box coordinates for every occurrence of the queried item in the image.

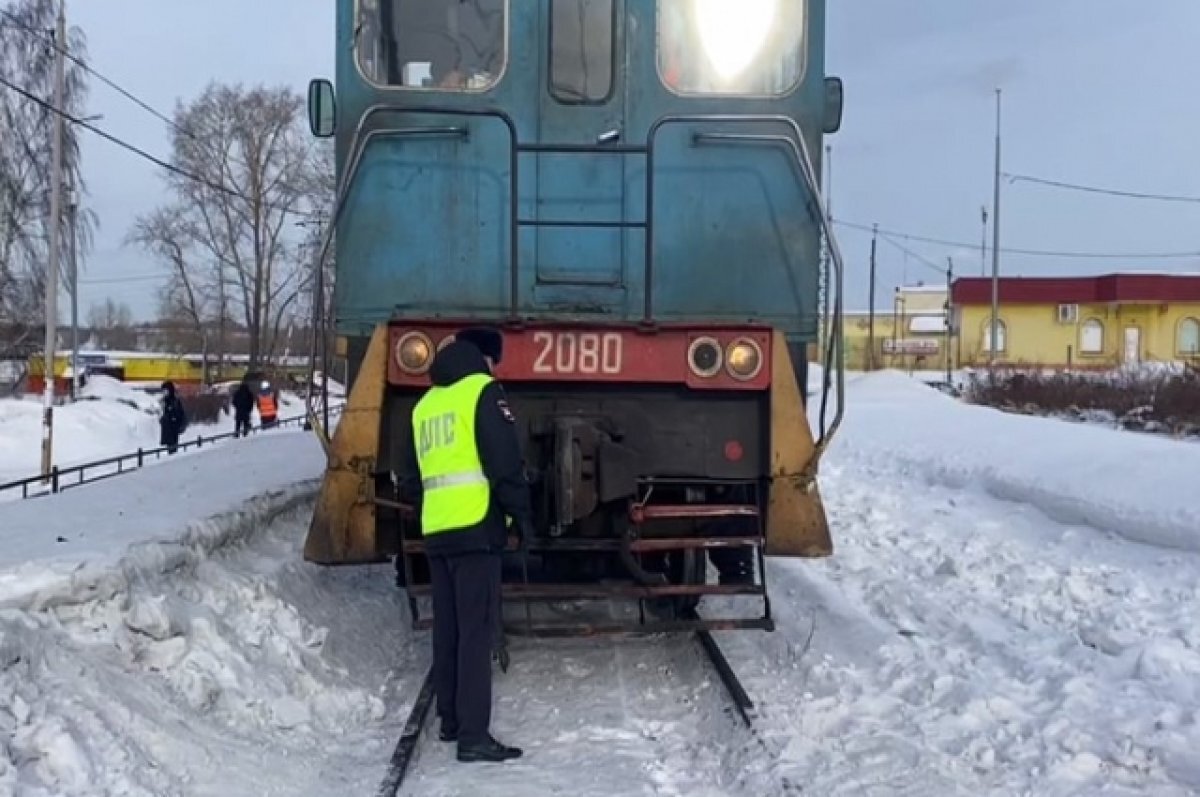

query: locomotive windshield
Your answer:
[356,0,507,90]
[659,0,806,95]
[355,1,805,96]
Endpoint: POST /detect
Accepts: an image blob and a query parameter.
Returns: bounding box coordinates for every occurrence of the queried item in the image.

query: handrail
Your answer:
[0,403,345,502]
[686,123,847,462]
[305,105,522,440]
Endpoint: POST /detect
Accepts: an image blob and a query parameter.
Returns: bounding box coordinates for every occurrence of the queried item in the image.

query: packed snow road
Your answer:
[3,372,1199,795]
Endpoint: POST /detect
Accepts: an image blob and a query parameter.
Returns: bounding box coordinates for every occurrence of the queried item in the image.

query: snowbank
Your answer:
[0,431,325,610]
[719,454,1200,795]
[827,371,1200,552]
[0,432,415,796]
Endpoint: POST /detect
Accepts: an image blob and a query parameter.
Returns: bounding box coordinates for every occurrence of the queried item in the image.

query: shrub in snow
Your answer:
[964,366,1200,437]
[180,394,228,425]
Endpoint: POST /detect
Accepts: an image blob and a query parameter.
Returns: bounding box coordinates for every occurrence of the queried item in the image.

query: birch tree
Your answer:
[0,0,96,327]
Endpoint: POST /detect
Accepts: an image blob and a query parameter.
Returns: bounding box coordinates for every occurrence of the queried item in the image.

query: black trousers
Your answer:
[429,552,501,745]
[234,412,251,437]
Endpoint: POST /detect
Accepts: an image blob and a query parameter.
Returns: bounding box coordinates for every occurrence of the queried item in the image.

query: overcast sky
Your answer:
[59,0,1200,319]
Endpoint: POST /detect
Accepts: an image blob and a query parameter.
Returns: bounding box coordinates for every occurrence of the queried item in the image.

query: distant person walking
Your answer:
[232,380,254,437]
[159,381,188,455]
[257,381,278,429]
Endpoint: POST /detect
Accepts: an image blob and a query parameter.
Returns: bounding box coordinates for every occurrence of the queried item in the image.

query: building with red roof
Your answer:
[951,273,1200,368]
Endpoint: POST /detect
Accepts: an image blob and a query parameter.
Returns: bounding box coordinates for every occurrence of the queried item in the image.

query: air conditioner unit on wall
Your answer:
[1056,304,1079,324]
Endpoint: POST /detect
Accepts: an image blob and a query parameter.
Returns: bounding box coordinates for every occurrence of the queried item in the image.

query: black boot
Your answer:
[457,735,523,763]
[439,723,458,742]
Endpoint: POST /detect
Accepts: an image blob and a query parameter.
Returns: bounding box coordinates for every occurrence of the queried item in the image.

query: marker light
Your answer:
[693,0,779,81]
[688,336,723,378]
[725,338,764,380]
[396,331,434,374]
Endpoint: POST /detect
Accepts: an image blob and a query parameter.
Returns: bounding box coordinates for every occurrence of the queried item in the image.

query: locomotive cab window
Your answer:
[356,0,507,90]
[658,0,805,96]
[550,0,615,103]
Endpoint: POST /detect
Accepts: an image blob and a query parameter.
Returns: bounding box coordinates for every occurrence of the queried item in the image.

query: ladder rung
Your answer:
[401,534,762,555]
[517,218,646,229]
[407,582,763,600]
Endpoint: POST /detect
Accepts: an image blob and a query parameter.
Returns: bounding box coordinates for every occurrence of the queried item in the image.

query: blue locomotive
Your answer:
[304,0,846,635]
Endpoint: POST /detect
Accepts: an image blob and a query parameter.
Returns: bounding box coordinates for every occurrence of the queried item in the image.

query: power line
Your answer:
[0,73,243,197]
[78,273,166,285]
[2,8,321,222]
[877,232,945,277]
[1004,172,1200,204]
[0,74,320,220]
[1,7,186,138]
[833,218,1200,260]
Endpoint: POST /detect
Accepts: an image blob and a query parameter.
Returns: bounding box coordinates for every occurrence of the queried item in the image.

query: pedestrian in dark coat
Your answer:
[232,381,254,437]
[401,326,533,763]
[159,381,188,455]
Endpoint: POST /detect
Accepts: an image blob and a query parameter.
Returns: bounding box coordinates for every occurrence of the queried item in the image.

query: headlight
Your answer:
[687,336,723,378]
[725,338,763,380]
[693,0,779,80]
[395,331,434,374]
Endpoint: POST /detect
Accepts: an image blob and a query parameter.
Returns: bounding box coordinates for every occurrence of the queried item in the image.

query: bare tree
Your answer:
[87,297,132,330]
[0,0,96,326]
[129,82,325,370]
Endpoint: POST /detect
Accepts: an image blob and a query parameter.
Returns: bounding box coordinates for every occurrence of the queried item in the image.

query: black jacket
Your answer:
[160,393,188,437]
[401,340,532,556]
[232,383,254,415]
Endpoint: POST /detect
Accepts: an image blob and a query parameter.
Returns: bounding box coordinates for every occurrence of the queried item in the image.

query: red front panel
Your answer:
[386,322,772,390]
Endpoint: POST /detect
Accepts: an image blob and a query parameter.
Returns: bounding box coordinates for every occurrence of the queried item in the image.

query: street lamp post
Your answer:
[989,89,1002,367]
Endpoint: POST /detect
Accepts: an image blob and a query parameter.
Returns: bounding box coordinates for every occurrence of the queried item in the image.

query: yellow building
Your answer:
[26,351,313,394]
[839,284,951,372]
[952,274,1200,369]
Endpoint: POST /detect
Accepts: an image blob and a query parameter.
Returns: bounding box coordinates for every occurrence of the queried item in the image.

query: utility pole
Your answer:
[867,223,878,371]
[68,182,79,399]
[980,205,988,277]
[946,256,954,385]
[40,0,66,480]
[989,88,1002,367]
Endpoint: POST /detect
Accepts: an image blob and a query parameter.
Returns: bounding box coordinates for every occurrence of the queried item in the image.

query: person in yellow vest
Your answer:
[401,326,533,763]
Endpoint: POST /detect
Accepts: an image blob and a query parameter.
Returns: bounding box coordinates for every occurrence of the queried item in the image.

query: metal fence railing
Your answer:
[0,404,344,502]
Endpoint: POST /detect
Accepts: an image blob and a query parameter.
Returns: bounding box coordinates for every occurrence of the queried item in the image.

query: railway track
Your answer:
[373,613,759,796]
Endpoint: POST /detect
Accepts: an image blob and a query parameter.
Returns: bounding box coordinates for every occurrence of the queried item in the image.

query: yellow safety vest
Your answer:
[411,373,494,536]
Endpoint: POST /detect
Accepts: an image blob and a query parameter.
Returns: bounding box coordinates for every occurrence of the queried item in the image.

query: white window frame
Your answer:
[1079,318,1104,355]
[1178,317,1200,356]
[982,317,1007,354]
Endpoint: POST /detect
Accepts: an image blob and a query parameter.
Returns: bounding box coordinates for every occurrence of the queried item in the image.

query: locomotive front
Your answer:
[302,0,846,635]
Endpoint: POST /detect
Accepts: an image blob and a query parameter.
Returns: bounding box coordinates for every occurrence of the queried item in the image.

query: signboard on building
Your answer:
[883,338,941,355]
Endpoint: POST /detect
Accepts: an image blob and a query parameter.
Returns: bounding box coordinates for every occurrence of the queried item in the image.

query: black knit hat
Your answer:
[456,326,503,364]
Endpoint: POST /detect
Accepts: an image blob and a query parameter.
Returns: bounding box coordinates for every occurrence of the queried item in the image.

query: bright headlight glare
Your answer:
[693,0,779,80]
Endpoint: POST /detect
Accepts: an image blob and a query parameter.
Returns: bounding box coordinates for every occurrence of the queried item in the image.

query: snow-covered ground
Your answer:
[0,377,307,489]
[2,371,1199,795]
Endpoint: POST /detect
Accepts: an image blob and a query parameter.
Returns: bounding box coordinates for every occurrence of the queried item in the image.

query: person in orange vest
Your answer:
[257,381,278,429]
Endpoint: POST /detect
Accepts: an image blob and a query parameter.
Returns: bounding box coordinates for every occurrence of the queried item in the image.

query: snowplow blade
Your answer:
[766,329,833,558]
[304,324,388,565]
